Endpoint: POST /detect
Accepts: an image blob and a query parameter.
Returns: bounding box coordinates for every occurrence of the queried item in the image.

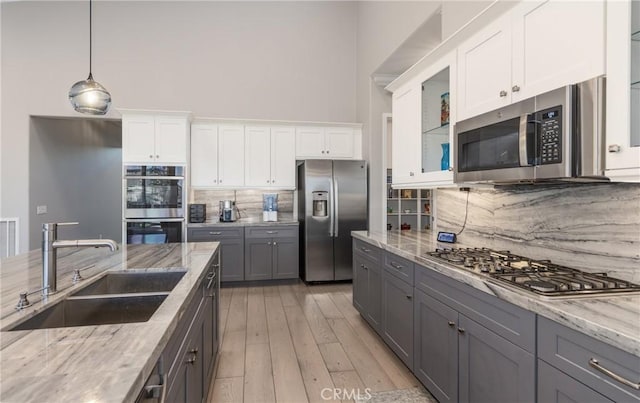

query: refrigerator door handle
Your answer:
[329,179,335,237]
[333,175,339,238]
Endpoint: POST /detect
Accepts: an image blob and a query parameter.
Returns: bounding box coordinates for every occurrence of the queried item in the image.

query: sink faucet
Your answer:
[42,222,118,295]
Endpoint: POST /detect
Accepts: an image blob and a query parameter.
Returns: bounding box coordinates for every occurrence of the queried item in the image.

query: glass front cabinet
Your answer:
[390,51,456,187]
[605,0,640,181]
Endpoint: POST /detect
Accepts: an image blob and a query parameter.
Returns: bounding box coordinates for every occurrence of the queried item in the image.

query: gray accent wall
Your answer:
[435,184,640,283]
[29,117,122,249]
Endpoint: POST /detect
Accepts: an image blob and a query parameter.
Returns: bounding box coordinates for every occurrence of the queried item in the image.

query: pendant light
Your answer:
[68,0,111,115]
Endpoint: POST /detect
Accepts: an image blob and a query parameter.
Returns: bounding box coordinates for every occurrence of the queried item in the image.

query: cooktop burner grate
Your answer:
[427,247,640,297]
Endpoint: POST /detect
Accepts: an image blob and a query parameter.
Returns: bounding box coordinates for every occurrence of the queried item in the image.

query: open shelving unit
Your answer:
[386,169,432,231]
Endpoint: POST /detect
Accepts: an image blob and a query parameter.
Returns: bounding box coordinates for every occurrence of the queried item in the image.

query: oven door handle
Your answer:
[519,114,533,167]
[124,175,185,180]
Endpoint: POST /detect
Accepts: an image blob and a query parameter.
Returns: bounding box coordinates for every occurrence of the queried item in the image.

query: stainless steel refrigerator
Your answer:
[298,160,368,282]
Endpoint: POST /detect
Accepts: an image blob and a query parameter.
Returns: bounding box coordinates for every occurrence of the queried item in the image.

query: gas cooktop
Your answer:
[427,247,640,298]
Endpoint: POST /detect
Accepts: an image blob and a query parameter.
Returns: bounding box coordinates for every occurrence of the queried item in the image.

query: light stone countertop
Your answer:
[0,241,219,402]
[352,230,640,357]
[187,213,298,227]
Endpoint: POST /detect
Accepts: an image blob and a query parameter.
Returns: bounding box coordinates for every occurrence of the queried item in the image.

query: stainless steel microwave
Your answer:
[454,77,607,184]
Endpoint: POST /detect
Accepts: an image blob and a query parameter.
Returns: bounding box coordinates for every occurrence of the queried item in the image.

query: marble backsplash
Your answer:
[435,183,640,283]
[190,189,294,220]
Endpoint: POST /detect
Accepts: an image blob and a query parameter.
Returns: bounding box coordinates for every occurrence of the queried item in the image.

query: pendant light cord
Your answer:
[88,0,93,79]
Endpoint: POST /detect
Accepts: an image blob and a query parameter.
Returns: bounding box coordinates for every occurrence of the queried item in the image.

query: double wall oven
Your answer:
[124,165,185,244]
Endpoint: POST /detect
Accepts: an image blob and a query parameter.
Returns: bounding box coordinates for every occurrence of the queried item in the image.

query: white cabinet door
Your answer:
[190,124,218,187]
[511,0,605,102]
[271,126,296,188]
[457,16,512,120]
[245,126,271,187]
[392,85,421,185]
[218,125,245,187]
[325,127,354,158]
[155,116,188,164]
[295,127,325,158]
[605,0,640,180]
[122,114,155,163]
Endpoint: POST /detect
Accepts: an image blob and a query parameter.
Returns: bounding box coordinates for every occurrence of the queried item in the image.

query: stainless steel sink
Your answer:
[71,271,186,296]
[9,293,168,331]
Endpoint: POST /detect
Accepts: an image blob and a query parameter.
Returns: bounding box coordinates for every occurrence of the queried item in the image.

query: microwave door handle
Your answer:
[519,114,532,166]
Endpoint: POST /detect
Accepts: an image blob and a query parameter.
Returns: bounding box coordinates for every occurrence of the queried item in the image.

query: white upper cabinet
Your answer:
[457,0,605,121]
[122,112,190,164]
[190,123,244,188]
[510,0,605,102]
[457,16,512,120]
[295,127,325,157]
[324,127,354,158]
[245,126,272,187]
[392,85,421,185]
[391,52,456,187]
[245,126,296,188]
[270,127,296,188]
[190,123,218,187]
[295,126,360,159]
[218,125,245,187]
[605,0,640,181]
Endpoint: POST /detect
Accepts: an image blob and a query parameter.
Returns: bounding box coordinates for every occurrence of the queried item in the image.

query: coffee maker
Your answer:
[219,200,237,222]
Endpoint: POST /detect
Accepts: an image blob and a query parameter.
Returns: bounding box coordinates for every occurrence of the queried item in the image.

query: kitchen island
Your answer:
[0,241,219,402]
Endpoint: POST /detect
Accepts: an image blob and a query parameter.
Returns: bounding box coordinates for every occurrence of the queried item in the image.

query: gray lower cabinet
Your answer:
[187,227,244,282]
[381,270,413,369]
[458,314,534,403]
[353,249,382,333]
[160,251,220,403]
[245,226,299,280]
[413,264,535,403]
[538,316,640,402]
[414,289,458,403]
[538,360,613,403]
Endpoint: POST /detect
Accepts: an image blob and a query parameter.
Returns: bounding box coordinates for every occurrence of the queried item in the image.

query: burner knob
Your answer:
[464,257,474,267]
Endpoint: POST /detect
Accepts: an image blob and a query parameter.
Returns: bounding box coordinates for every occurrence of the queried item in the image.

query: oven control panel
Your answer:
[538,106,562,164]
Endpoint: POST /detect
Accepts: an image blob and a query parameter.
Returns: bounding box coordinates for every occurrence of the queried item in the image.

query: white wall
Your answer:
[1,1,358,252]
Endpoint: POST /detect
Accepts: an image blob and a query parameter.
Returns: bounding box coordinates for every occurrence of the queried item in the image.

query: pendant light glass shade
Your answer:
[69,73,111,115]
[69,0,111,115]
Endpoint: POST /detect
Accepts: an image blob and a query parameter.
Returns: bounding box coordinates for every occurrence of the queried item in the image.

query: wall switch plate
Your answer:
[36,205,47,215]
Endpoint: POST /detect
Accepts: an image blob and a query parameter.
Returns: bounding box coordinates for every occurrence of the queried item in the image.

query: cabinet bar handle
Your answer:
[448,321,455,327]
[209,232,222,235]
[361,247,371,253]
[458,328,465,334]
[266,231,278,234]
[589,358,640,390]
[390,262,403,270]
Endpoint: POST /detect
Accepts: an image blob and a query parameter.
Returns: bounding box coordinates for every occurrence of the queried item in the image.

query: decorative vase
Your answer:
[441,143,450,171]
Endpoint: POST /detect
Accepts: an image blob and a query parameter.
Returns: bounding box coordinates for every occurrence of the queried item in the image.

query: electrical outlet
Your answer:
[36,205,47,215]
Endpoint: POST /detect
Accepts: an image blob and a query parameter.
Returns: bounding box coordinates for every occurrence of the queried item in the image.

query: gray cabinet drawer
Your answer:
[383,251,414,285]
[538,316,640,402]
[188,227,243,241]
[244,225,298,239]
[415,263,535,352]
[353,239,381,263]
[538,360,613,403]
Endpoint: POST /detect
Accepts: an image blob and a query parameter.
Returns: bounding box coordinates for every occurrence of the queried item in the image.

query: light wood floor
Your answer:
[207,282,421,403]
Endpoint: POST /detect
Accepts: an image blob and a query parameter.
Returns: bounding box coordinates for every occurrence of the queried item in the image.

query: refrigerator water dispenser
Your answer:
[312,192,328,217]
